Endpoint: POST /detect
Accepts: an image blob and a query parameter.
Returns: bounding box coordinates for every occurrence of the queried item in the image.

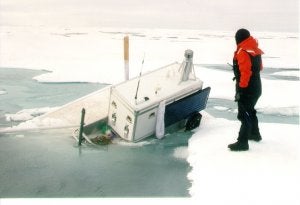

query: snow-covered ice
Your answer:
[187,112,299,204]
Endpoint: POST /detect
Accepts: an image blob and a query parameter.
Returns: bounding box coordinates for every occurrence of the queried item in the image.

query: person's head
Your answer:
[235,28,250,45]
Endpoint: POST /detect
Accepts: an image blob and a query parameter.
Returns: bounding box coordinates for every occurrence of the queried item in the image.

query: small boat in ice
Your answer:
[104,49,210,142]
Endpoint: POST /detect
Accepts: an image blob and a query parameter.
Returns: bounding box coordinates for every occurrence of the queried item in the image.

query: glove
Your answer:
[234,87,246,102]
[234,92,240,102]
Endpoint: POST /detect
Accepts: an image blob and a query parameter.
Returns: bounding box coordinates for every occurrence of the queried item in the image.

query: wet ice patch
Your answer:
[213,106,229,111]
[173,146,189,159]
[2,117,69,133]
[257,106,299,116]
[5,107,60,122]
[271,71,299,78]
[0,89,7,95]
[114,138,155,146]
[6,112,33,122]
[213,105,237,114]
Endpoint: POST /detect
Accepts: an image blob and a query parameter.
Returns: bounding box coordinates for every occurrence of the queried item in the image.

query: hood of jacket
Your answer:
[236,36,264,56]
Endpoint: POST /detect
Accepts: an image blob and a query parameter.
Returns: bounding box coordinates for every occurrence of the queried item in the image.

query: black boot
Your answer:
[228,141,249,151]
[248,133,262,142]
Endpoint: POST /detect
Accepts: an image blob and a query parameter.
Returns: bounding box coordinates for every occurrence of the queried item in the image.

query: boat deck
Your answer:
[112,62,203,111]
[39,86,111,128]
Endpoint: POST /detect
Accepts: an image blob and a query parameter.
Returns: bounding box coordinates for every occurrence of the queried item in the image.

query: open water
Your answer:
[0,67,191,197]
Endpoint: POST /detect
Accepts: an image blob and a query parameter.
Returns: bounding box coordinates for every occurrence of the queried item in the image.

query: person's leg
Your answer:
[228,99,250,151]
[249,96,262,141]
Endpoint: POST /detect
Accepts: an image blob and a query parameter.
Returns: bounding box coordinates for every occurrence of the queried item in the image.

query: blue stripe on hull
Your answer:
[165,87,211,126]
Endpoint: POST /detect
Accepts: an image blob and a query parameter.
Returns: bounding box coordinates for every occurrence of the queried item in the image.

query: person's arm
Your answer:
[237,51,252,88]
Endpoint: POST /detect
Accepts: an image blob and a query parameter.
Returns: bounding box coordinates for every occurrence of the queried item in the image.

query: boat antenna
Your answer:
[134,53,145,104]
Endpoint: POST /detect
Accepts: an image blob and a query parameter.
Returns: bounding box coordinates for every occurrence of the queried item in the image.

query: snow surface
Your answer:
[187,112,299,204]
[0,26,299,204]
[0,26,298,84]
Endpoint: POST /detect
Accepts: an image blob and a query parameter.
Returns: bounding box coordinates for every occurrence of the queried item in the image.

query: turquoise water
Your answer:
[0,129,191,197]
[0,67,192,197]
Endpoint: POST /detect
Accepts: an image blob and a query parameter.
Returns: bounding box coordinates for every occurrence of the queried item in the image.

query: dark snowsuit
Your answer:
[233,36,263,142]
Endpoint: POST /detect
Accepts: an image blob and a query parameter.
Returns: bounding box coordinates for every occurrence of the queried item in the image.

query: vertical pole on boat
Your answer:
[78,108,86,146]
[124,36,129,81]
[180,49,195,82]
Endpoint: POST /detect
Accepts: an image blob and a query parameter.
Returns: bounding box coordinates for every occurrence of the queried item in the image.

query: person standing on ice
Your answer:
[228,28,264,151]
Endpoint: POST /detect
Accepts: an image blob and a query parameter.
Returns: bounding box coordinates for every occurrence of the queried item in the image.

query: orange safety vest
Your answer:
[233,36,264,88]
